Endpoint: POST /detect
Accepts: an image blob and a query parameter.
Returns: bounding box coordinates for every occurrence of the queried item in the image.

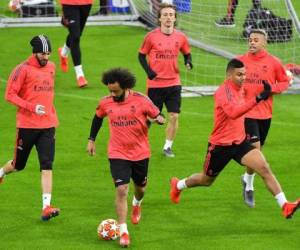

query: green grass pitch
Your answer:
[0,10,300,250]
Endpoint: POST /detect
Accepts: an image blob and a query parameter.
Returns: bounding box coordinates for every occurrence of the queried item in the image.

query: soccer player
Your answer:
[237,29,291,208]
[86,68,165,247]
[170,59,300,219]
[0,35,60,221]
[58,0,93,88]
[215,0,262,28]
[138,3,192,158]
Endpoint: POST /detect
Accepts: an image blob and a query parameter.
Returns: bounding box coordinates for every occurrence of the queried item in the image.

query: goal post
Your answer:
[134,0,300,95]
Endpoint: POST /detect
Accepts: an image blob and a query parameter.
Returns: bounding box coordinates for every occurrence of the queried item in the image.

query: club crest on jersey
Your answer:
[130,105,136,113]
[262,65,268,73]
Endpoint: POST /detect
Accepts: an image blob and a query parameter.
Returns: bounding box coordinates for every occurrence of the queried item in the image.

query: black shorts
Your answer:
[244,118,271,146]
[203,140,255,177]
[109,158,149,187]
[13,128,55,171]
[147,85,181,113]
[61,4,91,29]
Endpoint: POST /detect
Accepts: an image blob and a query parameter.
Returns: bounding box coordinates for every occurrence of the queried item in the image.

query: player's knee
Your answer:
[116,184,129,198]
[168,113,179,122]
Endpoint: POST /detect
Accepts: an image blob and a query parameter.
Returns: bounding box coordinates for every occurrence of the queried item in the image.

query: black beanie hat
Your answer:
[30,35,52,53]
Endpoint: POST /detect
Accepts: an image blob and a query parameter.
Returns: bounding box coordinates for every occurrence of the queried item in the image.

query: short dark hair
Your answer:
[249,29,268,39]
[101,68,136,89]
[226,59,244,72]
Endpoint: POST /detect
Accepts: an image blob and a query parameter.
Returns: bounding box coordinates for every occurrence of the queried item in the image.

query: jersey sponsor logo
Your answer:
[244,77,263,85]
[34,80,53,92]
[111,118,138,127]
[155,49,176,60]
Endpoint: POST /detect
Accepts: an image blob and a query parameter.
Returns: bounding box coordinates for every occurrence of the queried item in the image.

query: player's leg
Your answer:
[36,128,59,221]
[0,160,13,183]
[59,5,78,73]
[131,158,149,224]
[242,118,260,206]
[73,4,92,87]
[147,87,164,128]
[92,0,108,15]
[240,147,300,218]
[242,118,271,207]
[170,144,232,204]
[215,0,238,28]
[163,86,181,157]
[0,128,35,183]
[60,5,88,87]
[109,159,131,247]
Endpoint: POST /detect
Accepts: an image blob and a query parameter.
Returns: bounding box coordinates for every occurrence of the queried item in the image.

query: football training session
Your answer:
[0,0,300,249]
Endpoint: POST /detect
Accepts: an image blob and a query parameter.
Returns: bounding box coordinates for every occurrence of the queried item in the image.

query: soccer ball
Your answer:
[8,0,21,12]
[286,69,294,85]
[97,219,120,241]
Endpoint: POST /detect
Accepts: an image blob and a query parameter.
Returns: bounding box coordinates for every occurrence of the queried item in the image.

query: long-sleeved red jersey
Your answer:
[209,80,257,145]
[5,55,58,129]
[238,50,289,119]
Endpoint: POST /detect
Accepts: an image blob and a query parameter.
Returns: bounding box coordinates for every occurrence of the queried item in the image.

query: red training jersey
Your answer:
[60,0,93,5]
[139,28,191,88]
[237,50,289,119]
[5,55,58,129]
[95,91,160,161]
[209,80,257,145]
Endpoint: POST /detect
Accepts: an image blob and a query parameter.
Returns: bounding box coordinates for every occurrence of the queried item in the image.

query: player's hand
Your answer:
[87,139,96,156]
[153,113,166,125]
[185,62,193,70]
[147,69,157,80]
[256,80,271,102]
[35,104,46,115]
[286,69,294,86]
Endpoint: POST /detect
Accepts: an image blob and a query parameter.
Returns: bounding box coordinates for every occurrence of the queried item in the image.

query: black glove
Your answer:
[147,69,157,80]
[184,54,193,70]
[256,80,271,103]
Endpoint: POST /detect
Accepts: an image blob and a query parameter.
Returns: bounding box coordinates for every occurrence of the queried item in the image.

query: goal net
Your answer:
[1,0,299,95]
[133,0,300,95]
